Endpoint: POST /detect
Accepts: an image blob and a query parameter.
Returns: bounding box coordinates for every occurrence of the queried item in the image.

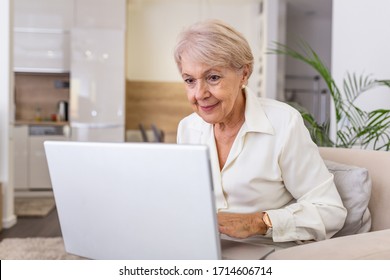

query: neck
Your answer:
[214,91,246,136]
[215,114,244,134]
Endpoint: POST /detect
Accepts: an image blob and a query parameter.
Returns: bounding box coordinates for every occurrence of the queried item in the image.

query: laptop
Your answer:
[44,141,275,260]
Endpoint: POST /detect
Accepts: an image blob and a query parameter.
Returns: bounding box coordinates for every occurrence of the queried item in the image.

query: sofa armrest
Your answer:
[319,147,390,231]
[265,229,390,260]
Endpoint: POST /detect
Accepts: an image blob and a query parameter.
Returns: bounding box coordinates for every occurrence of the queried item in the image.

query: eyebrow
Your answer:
[181,68,222,78]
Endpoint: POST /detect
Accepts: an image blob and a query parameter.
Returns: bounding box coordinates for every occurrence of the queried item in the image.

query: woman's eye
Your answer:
[184,78,195,85]
[208,75,221,83]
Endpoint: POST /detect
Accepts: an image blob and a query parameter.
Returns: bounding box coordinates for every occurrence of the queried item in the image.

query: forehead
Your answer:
[180,53,228,77]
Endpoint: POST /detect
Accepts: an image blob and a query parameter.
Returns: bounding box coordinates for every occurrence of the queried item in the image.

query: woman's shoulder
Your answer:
[178,112,208,132]
[177,113,210,144]
[179,112,203,125]
[257,97,301,119]
[245,87,295,111]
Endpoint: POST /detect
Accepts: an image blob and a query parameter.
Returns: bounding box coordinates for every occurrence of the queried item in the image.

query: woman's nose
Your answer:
[194,80,209,100]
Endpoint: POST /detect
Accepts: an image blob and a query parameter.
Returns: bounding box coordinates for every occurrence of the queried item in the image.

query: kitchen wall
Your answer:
[14,73,70,123]
[125,80,192,143]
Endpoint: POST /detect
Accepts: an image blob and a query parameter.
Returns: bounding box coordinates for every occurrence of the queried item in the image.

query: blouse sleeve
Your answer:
[266,112,347,242]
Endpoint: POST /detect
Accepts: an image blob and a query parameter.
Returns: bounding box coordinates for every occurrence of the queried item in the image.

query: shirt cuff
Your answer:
[266,209,298,242]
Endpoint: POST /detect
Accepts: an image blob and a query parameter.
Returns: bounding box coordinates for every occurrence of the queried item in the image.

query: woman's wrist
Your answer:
[262,212,272,235]
[252,212,268,235]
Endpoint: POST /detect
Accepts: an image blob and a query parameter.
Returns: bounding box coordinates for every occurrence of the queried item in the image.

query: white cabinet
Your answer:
[13,0,126,73]
[74,0,126,29]
[70,0,126,142]
[70,28,125,124]
[14,31,70,73]
[13,126,29,190]
[13,0,73,73]
[14,0,73,30]
[29,134,67,190]
[13,125,69,191]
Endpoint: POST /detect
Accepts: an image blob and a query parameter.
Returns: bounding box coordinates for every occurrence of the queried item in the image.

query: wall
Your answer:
[14,73,70,122]
[0,0,17,229]
[285,3,332,123]
[331,0,390,139]
[126,0,283,99]
[263,0,286,100]
[125,81,192,143]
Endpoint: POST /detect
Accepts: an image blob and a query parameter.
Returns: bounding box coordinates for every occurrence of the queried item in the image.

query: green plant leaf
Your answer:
[269,41,390,151]
[269,41,343,122]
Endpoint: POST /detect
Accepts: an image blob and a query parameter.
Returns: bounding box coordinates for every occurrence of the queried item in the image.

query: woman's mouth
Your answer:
[199,102,219,113]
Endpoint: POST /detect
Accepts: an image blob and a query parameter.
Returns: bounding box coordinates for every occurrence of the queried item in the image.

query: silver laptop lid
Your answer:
[44,141,221,260]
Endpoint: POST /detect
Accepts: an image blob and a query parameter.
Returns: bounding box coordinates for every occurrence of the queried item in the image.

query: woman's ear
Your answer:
[241,65,250,85]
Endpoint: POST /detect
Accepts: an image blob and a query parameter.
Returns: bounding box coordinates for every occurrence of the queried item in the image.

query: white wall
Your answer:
[0,0,17,229]
[332,0,390,137]
[262,0,286,100]
[126,0,200,82]
[126,0,284,99]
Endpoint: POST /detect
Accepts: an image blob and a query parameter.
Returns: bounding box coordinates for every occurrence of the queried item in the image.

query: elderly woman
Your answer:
[174,19,347,245]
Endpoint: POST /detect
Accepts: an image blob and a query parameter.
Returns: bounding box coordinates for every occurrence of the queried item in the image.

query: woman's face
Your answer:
[180,53,248,125]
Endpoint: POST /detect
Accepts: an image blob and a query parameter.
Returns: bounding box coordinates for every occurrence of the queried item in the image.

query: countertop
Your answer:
[14,120,69,126]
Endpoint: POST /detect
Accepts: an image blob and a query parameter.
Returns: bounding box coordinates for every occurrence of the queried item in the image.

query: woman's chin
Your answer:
[197,112,219,124]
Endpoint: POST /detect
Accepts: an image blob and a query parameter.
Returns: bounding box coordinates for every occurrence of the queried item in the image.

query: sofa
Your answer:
[265,147,390,260]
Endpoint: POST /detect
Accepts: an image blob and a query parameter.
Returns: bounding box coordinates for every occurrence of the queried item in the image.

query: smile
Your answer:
[199,102,219,112]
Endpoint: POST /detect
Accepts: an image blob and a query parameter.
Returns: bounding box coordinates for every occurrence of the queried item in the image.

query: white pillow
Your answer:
[324,160,372,237]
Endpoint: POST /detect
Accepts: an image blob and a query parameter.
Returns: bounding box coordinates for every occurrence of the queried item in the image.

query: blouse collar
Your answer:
[243,87,274,135]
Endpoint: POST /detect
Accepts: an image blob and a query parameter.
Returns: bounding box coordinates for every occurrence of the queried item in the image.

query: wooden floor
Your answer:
[0,207,62,241]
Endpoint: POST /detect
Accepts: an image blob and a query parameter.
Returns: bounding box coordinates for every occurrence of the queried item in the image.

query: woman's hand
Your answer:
[217,212,268,239]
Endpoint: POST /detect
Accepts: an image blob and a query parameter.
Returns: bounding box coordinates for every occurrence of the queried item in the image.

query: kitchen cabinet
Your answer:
[14,31,70,73]
[13,125,29,190]
[13,124,69,191]
[29,134,67,190]
[14,0,73,30]
[70,28,125,125]
[13,0,73,73]
[70,0,126,142]
[74,0,125,29]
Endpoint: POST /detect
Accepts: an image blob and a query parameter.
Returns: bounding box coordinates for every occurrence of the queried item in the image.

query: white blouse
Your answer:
[177,88,347,242]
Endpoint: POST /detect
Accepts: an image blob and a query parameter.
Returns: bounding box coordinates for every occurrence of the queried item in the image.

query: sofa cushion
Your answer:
[266,228,390,259]
[324,160,372,237]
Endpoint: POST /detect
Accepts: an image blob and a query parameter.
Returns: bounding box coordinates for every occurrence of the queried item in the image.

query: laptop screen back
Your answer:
[44,141,221,260]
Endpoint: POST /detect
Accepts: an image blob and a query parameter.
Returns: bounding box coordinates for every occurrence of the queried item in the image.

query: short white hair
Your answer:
[174,19,254,77]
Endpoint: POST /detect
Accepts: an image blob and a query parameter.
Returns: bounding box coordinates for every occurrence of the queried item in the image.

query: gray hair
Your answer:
[174,19,254,77]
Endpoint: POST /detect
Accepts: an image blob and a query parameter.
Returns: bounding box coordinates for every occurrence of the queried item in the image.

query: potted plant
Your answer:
[270,42,390,151]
